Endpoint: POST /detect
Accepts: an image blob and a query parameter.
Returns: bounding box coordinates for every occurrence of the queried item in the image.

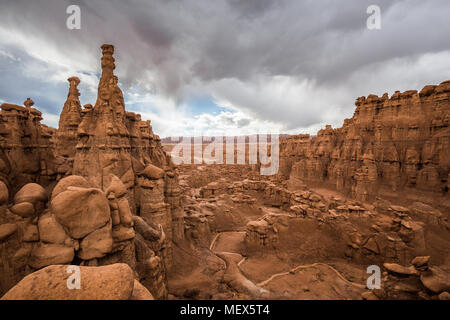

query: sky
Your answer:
[0,0,449,138]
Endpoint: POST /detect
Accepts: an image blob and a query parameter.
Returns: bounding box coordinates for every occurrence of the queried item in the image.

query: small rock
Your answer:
[10,202,35,218]
[51,187,110,239]
[22,224,39,242]
[0,223,17,241]
[38,212,70,244]
[142,164,165,180]
[51,175,91,199]
[78,223,113,260]
[112,225,135,242]
[361,291,379,300]
[438,292,450,300]
[130,280,154,300]
[420,267,450,294]
[0,180,9,205]
[411,256,430,269]
[383,263,419,276]
[29,244,74,269]
[14,183,47,204]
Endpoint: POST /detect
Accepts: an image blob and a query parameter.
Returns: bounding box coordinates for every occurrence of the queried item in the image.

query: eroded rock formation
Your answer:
[0,44,182,299]
[0,44,448,300]
[0,99,57,193]
[280,83,450,202]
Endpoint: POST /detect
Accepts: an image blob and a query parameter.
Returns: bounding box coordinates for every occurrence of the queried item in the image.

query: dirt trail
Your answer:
[209,230,366,298]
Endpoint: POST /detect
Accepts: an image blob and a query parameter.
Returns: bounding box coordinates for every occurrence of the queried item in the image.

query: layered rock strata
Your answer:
[280,83,450,201]
[0,44,183,299]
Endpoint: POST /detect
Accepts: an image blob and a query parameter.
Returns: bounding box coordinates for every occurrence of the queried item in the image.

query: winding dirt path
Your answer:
[209,231,366,295]
[257,263,366,289]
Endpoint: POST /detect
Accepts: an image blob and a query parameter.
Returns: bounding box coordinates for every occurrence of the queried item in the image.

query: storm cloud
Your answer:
[0,0,449,136]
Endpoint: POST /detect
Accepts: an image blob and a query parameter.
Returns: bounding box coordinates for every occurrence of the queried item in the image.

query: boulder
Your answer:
[112,225,135,242]
[130,280,154,300]
[52,175,91,199]
[38,212,70,244]
[142,164,165,180]
[51,186,110,239]
[0,223,17,241]
[29,244,74,269]
[78,222,113,260]
[117,198,133,227]
[1,263,135,300]
[22,224,39,242]
[10,202,35,218]
[383,263,419,276]
[133,216,161,241]
[105,175,127,198]
[411,256,430,269]
[14,183,47,204]
[420,267,450,294]
[0,180,8,204]
[439,292,450,300]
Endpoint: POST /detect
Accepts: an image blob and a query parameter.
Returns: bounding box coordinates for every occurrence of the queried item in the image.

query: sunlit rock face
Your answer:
[0,99,57,194]
[0,44,183,299]
[280,82,450,200]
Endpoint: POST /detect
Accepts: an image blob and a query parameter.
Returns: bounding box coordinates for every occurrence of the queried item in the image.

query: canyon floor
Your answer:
[163,162,450,300]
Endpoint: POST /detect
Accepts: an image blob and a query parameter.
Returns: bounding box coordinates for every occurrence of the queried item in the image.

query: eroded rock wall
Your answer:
[0,44,184,299]
[0,99,57,194]
[280,82,450,201]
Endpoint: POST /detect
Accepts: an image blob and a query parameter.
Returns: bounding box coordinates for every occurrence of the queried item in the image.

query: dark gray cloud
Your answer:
[0,0,449,135]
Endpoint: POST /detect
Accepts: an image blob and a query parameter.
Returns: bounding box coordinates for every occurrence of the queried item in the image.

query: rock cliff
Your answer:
[0,44,183,299]
[280,82,450,202]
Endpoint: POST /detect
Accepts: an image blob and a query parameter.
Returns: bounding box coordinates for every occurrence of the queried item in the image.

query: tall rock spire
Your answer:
[55,76,82,158]
[73,44,131,188]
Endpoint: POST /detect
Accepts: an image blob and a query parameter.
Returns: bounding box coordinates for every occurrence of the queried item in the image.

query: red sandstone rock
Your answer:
[280,83,450,201]
[1,264,135,300]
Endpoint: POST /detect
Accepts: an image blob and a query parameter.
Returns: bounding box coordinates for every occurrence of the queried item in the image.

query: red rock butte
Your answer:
[0,44,448,300]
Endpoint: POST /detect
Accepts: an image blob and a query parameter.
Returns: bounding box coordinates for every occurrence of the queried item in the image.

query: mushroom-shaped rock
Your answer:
[14,183,47,204]
[0,180,8,205]
[52,175,91,199]
[1,263,135,300]
[142,164,165,180]
[51,186,110,239]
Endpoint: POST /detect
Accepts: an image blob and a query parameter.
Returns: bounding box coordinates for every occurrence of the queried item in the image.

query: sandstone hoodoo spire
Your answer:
[0,44,183,299]
[55,76,82,158]
[71,44,182,269]
[100,44,115,79]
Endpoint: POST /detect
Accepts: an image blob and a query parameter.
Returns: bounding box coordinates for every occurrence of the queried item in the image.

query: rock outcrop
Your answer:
[1,263,153,300]
[0,44,183,299]
[280,83,450,202]
[0,99,57,194]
